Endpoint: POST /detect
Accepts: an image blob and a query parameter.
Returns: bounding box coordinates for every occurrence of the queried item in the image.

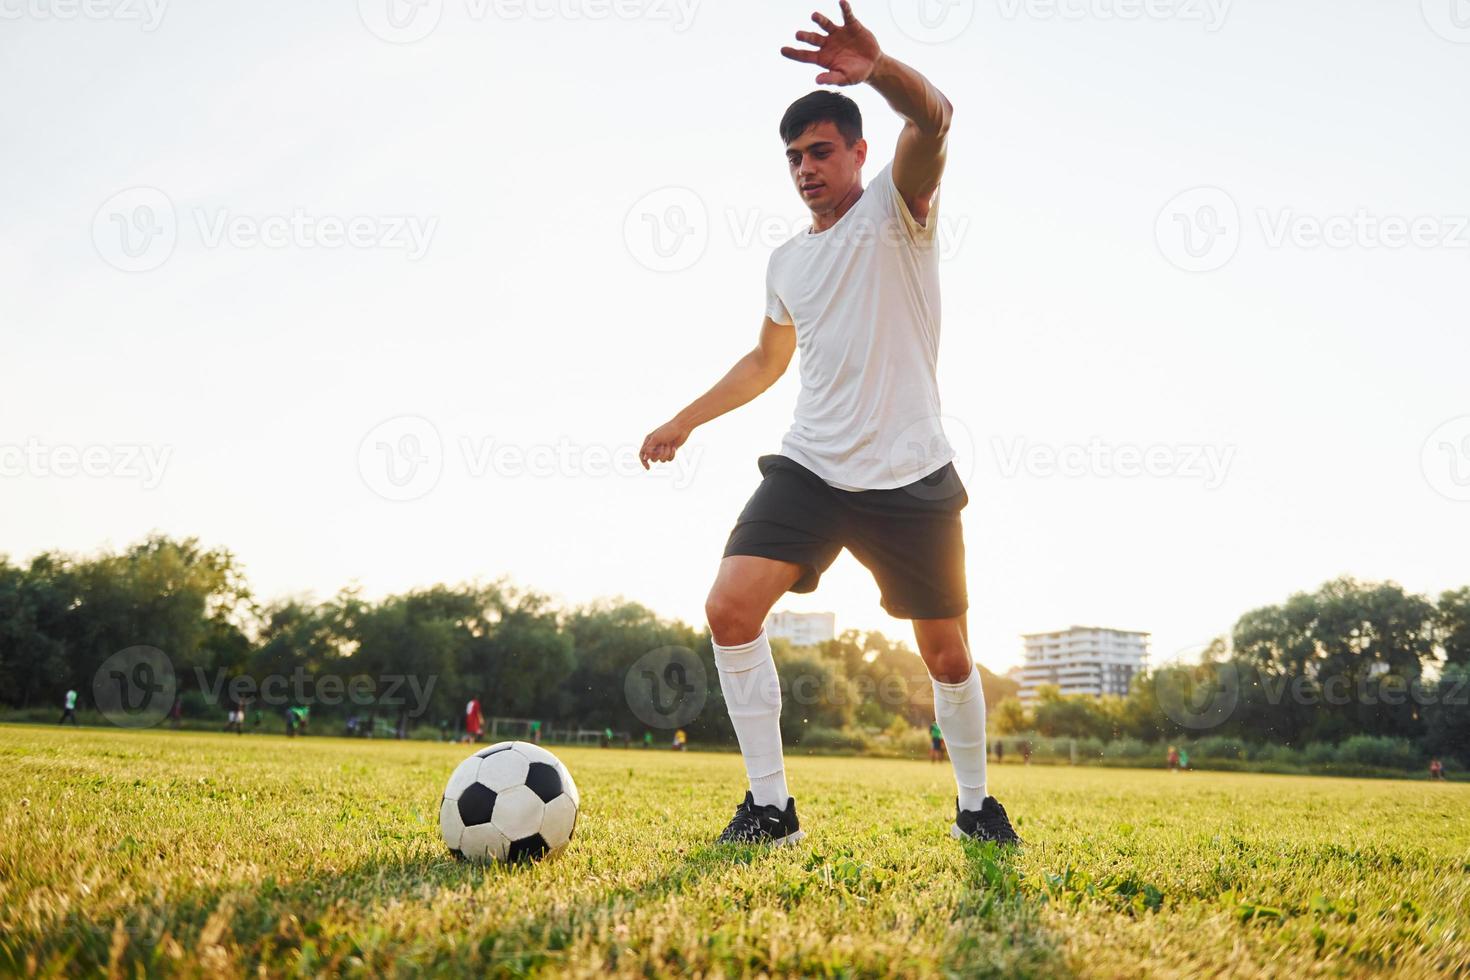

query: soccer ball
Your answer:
[439,741,580,862]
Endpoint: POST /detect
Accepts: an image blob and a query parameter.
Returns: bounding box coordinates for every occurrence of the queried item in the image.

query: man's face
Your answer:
[785,121,866,213]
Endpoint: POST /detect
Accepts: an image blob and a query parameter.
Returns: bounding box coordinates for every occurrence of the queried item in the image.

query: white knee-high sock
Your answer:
[712,627,789,808]
[932,665,988,811]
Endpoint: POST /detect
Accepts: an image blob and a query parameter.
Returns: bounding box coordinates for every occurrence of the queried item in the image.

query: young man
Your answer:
[59,688,78,725]
[639,2,1018,848]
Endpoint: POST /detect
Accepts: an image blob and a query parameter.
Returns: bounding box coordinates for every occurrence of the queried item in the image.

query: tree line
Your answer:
[993,578,1469,767]
[1,536,1465,765]
[0,534,1011,745]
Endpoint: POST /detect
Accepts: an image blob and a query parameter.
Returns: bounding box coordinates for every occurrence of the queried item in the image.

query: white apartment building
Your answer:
[764,610,836,647]
[1018,626,1150,701]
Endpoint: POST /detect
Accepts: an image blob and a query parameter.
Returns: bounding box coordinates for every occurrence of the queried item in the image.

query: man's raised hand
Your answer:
[780,1,883,87]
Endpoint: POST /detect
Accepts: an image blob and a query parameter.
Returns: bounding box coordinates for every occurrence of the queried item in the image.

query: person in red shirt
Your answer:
[463,697,484,744]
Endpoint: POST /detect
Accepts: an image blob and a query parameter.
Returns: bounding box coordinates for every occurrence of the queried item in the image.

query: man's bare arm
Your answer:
[780,1,953,224]
[639,317,796,469]
[870,54,952,225]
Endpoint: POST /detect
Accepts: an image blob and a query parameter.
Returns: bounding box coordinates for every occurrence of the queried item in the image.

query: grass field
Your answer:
[2,725,1467,978]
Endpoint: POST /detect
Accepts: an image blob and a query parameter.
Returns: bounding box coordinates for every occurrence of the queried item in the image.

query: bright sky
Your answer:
[3,0,1468,673]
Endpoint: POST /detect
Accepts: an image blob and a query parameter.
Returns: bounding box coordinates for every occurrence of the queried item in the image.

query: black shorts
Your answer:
[722,453,969,620]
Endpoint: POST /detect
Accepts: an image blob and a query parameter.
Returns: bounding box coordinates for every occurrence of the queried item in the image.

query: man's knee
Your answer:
[917,635,972,683]
[704,590,764,647]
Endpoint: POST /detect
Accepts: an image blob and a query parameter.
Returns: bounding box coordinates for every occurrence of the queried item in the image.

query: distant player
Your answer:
[639,2,1017,847]
[463,697,483,744]
[929,721,944,763]
[58,688,78,726]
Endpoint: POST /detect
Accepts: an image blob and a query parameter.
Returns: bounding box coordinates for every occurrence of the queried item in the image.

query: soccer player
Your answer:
[58,688,78,725]
[639,2,1018,848]
[462,697,483,745]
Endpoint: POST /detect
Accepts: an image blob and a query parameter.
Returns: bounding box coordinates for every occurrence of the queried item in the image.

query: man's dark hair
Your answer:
[779,90,863,147]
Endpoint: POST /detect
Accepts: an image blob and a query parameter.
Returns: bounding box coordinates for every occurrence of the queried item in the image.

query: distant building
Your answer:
[1018,626,1150,701]
[765,610,836,647]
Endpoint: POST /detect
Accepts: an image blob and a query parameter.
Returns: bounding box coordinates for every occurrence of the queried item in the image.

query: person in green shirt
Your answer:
[643,731,653,749]
[929,720,944,763]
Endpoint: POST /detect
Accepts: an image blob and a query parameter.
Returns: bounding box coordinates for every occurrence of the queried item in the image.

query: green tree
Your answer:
[1032,684,1110,739]
[1423,663,1470,766]
[992,697,1029,735]
[559,597,698,733]
[1438,587,1470,665]
[1232,578,1435,744]
[0,556,71,708]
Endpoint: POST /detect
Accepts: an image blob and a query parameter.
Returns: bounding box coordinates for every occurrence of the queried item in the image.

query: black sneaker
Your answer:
[951,796,1021,846]
[716,790,805,846]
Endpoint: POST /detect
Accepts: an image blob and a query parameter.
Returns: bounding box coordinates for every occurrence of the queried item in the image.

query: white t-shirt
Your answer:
[765,161,954,491]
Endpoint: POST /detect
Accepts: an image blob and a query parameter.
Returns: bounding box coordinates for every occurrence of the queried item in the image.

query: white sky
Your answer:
[3,0,1468,672]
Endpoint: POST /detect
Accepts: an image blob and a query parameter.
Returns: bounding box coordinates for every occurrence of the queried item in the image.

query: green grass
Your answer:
[2,724,1467,978]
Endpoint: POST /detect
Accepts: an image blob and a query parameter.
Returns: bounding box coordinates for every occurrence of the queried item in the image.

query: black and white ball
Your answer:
[439,741,579,862]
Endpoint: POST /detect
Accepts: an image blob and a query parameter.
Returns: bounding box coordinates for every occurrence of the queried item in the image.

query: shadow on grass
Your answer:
[5,827,1072,977]
[0,840,768,977]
